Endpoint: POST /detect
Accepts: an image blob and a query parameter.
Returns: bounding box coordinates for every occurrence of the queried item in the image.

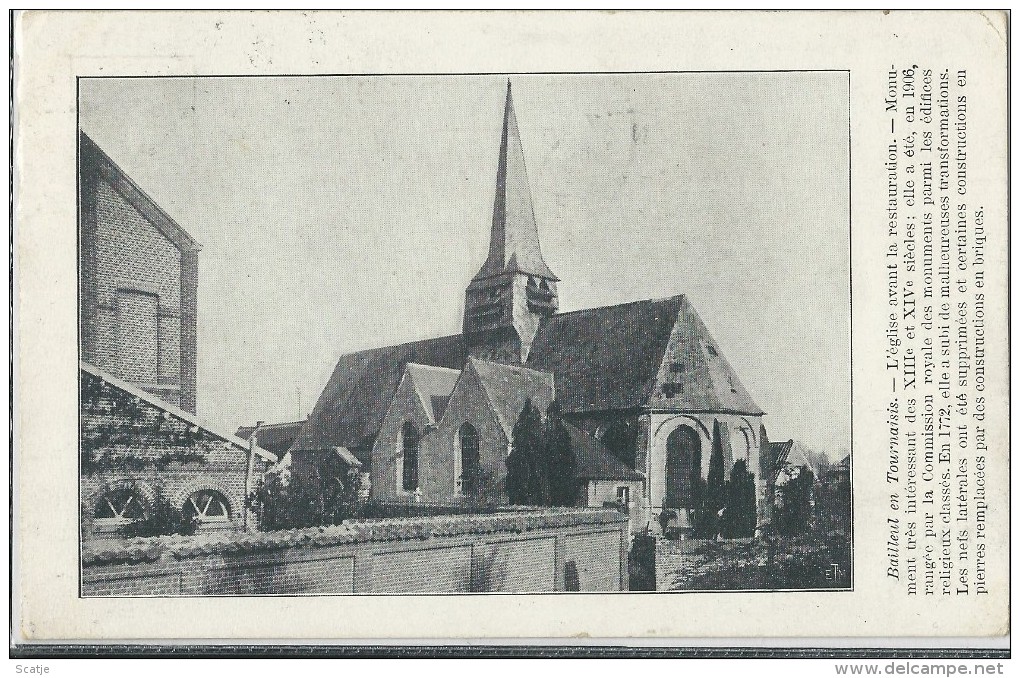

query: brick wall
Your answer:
[79,134,199,413]
[81,508,629,595]
[80,368,269,537]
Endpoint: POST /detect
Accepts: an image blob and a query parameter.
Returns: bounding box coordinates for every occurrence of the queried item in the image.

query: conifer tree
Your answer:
[506,399,546,505]
[721,459,757,538]
[699,419,727,538]
[544,401,577,506]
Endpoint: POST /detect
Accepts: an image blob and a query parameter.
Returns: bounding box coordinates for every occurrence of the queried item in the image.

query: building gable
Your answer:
[369,368,437,499]
[645,296,764,415]
[292,334,468,453]
[467,357,555,438]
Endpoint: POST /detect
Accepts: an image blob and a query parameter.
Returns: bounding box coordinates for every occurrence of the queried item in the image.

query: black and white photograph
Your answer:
[76,72,851,595]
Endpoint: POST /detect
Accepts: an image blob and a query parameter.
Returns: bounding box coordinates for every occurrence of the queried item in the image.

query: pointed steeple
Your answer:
[464,81,560,364]
[473,81,557,282]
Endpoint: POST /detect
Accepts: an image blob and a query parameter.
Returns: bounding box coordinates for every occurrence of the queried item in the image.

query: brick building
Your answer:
[79,132,200,413]
[78,133,278,539]
[291,83,769,533]
[80,362,276,538]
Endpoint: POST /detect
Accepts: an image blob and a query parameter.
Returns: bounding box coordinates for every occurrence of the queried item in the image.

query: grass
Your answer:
[656,530,852,591]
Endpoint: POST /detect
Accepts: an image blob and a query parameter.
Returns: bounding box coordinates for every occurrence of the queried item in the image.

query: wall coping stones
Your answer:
[81,507,626,566]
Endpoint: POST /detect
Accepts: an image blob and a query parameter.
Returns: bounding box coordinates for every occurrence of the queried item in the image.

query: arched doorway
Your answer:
[665,425,701,508]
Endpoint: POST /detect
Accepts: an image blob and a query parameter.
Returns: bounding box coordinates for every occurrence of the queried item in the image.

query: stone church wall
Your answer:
[81,508,629,595]
[370,373,433,501]
[424,366,510,503]
[644,411,765,527]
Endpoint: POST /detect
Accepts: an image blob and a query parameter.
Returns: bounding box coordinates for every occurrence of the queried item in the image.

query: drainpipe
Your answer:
[244,421,263,532]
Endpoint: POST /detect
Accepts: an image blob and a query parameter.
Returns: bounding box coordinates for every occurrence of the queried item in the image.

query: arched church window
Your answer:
[182,490,231,525]
[458,422,480,495]
[401,422,420,492]
[94,486,148,525]
[664,425,701,509]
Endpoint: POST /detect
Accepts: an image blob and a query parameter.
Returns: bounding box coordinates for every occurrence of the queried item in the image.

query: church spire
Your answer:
[473,81,558,282]
[463,81,560,364]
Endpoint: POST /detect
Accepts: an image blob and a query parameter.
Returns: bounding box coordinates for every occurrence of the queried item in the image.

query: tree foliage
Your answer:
[247,453,362,531]
[775,467,815,536]
[696,419,727,538]
[544,401,578,506]
[505,399,578,507]
[720,459,757,538]
[505,399,547,505]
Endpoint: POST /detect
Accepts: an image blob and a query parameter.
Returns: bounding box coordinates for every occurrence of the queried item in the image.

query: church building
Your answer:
[291,83,767,532]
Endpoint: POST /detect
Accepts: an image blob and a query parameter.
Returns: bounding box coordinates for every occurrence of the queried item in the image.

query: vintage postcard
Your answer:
[11,10,1009,646]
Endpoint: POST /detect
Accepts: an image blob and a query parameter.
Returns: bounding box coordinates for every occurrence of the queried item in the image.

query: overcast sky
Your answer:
[80,73,849,458]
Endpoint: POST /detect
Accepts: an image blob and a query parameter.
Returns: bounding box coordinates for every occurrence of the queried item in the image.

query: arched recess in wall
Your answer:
[732,425,753,462]
[457,422,480,496]
[739,417,760,447]
[653,414,711,441]
[88,479,158,530]
[664,425,701,509]
[182,489,231,525]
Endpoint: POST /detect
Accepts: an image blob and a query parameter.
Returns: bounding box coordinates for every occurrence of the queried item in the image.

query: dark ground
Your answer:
[655,530,852,591]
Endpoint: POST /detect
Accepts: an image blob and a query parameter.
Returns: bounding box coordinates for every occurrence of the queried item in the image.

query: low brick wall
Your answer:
[81,508,628,595]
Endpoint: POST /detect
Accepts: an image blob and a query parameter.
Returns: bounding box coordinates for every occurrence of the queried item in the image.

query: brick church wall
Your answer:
[81,508,629,595]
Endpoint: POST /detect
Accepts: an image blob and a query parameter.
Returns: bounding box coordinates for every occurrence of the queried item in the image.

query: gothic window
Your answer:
[94,487,147,525]
[401,422,420,492]
[539,279,550,291]
[664,425,701,509]
[182,490,230,524]
[458,423,480,495]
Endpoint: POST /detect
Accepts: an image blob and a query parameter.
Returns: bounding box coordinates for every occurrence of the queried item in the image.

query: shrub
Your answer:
[720,459,757,538]
[775,467,815,536]
[248,457,362,531]
[119,486,192,538]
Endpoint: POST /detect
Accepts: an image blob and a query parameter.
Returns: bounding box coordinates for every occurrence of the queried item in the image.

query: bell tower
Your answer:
[464,81,559,364]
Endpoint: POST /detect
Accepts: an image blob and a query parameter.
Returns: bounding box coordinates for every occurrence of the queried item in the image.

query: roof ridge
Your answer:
[468,356,554,380]
[336,333,464,360]
[405,362,462,374]
[80,360,276,463]
[549,294,686,319]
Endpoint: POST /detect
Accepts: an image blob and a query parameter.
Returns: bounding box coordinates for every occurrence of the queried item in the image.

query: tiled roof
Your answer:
[235,420,306,458]
[468,357,555,438]
[81,508,625,565]
[527,295,763,415]
[564,422,644,482]
[764,439,795,480]
[404,363,462,424]
[293,296,763,456]
[81,361,276,463]
[291,334,468,452]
